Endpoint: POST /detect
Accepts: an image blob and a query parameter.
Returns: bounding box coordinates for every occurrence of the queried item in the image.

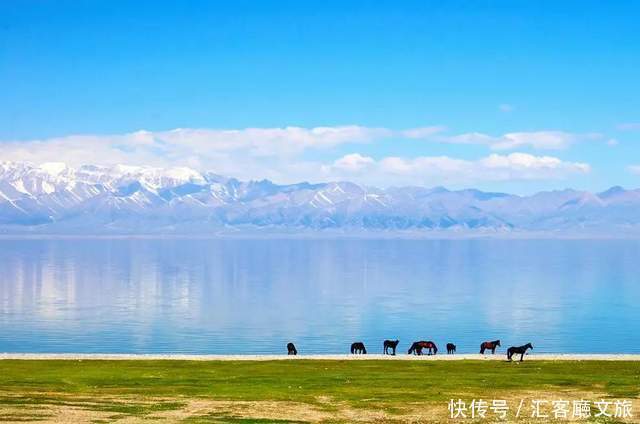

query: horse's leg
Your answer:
[520,352,524,362]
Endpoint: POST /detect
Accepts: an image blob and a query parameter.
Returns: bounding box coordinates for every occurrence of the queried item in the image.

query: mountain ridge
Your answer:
[1,161,639,236]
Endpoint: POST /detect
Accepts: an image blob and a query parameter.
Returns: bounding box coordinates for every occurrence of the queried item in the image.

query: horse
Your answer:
[507,343,533,362]
[480,340,501,354]
[383,340,399,355]
[408,341,438,355]
[351,342,367,354]
[446,343,456,354]
[287,342,297,355]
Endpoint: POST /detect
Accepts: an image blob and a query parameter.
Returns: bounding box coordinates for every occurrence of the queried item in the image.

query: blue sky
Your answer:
[1,0,639,193]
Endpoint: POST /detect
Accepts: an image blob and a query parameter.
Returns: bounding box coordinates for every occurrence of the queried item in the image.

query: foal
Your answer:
[446,343,456,354]
[383,340,399,355]
[507,343,533,362]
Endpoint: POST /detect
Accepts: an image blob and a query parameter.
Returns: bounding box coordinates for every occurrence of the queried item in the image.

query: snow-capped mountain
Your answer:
[1,161,639,236]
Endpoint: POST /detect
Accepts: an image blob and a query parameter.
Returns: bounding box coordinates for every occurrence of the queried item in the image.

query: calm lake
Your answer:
[0,239,638,354]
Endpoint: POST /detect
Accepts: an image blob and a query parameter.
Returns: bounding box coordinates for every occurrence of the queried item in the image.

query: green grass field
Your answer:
[0,359,638,423]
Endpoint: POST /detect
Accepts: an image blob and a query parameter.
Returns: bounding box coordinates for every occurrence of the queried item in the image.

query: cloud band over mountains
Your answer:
[0,126,592,186]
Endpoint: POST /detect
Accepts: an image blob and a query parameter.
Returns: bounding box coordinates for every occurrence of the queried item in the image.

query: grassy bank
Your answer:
[0,359,638,422]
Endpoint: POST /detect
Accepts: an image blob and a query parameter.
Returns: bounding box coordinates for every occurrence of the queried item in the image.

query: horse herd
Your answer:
[287,340,534,361]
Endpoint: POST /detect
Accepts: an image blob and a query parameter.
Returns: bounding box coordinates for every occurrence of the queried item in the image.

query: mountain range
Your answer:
[1,161,639,236]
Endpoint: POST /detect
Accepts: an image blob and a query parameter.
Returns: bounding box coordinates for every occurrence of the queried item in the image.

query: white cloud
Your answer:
[499,103,514,113]
[0,126,392,182]
[607,138,619,146]
[332,153,375,172]
[0,126,597,173]
[400,126,447,139]
[434,131,600,150]
[628,165,640,175]
[617,123,640,131]
[0,126,593,186]
[323,152,590,187]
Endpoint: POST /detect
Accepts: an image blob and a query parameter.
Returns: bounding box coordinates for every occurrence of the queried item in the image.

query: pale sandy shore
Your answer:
[1,353,640,361]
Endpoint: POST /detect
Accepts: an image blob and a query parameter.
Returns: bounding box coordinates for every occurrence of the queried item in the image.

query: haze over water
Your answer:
[0,239,638,354]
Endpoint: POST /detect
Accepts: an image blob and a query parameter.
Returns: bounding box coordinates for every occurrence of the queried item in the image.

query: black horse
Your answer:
[408,341,438,355]
[383,340,399,355]
[351,342,367,354]
[480,340,501,354]
[507,343,533,362]
[287,342,297,355]
[446,343,456,354]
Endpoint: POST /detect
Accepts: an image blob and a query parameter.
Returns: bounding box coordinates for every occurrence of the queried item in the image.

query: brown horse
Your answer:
[351,342,367,354]
[287,342,297,355]
[446,343,456,354]
[480,339,501,354]
[408,341,438,355]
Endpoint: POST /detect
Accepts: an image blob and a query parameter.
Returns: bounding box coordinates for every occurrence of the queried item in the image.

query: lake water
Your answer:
[0,239,638,354]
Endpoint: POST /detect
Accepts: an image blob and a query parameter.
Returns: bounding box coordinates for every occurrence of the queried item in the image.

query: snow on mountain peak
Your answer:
[162,166,205,183]
[0,161,639,235]
[39,162,68,176]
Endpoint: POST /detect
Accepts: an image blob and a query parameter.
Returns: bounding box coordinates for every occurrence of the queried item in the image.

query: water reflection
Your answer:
[0,239,638,353]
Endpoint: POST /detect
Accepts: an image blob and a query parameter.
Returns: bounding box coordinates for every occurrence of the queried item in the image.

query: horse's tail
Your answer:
[433,344,438,355]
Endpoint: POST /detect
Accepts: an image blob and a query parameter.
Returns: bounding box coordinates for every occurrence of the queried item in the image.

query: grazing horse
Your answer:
[287,342,297,355]
[351,342,367,354]
[507,343,533,362]
[408,341,438,355]
[480,340,501,354]
[383,340,399,355]
[446,343,456,354]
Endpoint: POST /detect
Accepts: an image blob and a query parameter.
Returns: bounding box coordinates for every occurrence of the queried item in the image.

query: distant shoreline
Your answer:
[2,353,640,361]
[1,233,640,240]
